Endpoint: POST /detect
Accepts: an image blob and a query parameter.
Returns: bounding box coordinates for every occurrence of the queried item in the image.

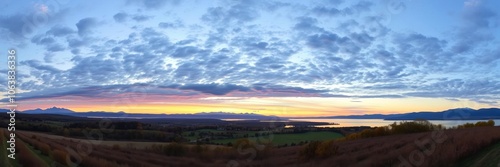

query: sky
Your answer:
[0,0,499,116]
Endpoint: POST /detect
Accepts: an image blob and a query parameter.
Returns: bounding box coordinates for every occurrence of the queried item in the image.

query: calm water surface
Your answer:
[289,119,500,128]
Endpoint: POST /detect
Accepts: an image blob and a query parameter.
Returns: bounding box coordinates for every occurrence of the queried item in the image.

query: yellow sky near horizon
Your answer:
[11,96,496,117]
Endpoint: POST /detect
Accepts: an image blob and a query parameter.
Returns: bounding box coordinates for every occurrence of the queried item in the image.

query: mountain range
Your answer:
[4,107,500,120]
[15,107,283,120]
[318,108,500,120]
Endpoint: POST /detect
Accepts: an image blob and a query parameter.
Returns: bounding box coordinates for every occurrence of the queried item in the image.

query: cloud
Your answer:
[76,18,98,36]
[31,35,55,44]
[201,1,260,26]
[404,79,500,99]
[312,7,341,16]
[67,57,122,83]
[47,43,65,52]
[9,83,331,101]
[113,12,128,23]
[14,84,160,101]
[158,21,184,29]
[6,1,499,106]
[306,32,346,53]
[470,99,498,105]
[0,9,69,42]
[67,37,87,48]
[391,33,449,69]
[126,0,180,9]
[312,1,373,17]
[44,53,55,63]
[342,1,373,15]
[173,62,203,81]
[112,13,153,23]
[140,27,163,39]
[0,14,30,40]
[31,34,65,52]
[132,15,152,22]
[20,60,62,73]
[255,56,285,69]
[363,84,408,90]
[46,25,75,37]
[171,46,203,58]
[227,36,298,58]
[71,49,80,55]
[476,48,500,64]
[179,83,251,95]
[252,84,327,94]
[142,0,171,9]
[452,1,497,54]
[293,16,323,32]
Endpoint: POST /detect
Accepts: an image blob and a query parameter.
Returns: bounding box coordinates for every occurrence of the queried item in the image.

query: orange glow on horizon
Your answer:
[12,96,498,117]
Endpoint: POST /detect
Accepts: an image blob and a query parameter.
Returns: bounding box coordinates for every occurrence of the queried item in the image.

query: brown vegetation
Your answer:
[17,139,47,167]
[343,120,444,141]
[17,130,232,167]
[296,126,500,167]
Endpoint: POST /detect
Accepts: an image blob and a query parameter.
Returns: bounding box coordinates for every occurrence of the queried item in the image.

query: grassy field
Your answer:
[6,127,500,167]
[213,131,344,145]
[20,130,167,149]
[455,141,500,167]
[24,140,55,166]
[21,140,50,167]
[21,130,227,150]
[182,129,260,140]
[182,129,225,140]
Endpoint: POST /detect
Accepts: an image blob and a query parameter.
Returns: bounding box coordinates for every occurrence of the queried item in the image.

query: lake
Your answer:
[289,119,500,128]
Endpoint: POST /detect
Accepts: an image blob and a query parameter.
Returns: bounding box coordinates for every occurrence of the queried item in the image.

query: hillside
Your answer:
[4,126,500,167]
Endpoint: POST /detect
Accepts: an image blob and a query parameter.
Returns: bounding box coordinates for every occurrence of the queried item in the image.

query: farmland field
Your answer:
[20,130,227,150]
[182,129,263,140]
[2,117,500,166]
[212,131,344,145]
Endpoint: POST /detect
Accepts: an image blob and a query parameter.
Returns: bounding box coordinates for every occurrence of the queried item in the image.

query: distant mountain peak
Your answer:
[315,107,500,120]
[19,107,281,120]
[22,107,75,114]
[450,107,474,110]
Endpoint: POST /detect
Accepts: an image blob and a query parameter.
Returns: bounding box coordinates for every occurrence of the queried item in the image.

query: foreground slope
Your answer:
[5,126,500,167]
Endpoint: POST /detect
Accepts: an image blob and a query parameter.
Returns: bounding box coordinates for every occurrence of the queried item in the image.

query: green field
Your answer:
[455,141,500,167]
[213,131,344,146]
[182,129,225,140]
[182,129,260,140]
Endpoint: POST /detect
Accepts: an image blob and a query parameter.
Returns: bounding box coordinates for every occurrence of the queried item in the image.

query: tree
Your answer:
[487,120,495,126]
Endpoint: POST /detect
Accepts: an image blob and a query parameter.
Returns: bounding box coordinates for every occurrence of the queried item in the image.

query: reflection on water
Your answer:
[290,119,500,128]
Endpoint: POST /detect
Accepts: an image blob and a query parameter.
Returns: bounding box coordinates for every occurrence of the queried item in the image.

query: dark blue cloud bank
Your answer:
[0,0,499,105]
